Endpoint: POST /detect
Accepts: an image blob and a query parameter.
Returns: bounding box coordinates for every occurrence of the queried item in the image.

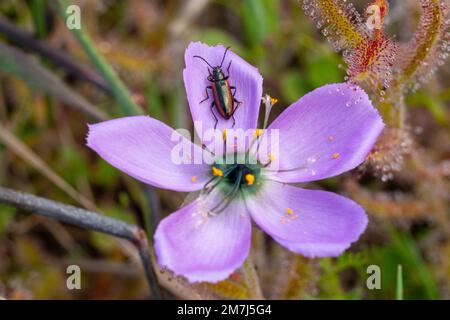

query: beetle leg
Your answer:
[230,86,242,105]
[231,102,241,115]
[210,101,219,129]
[231,113,236,128]
[230,102,241,128]
[200,86,212,104]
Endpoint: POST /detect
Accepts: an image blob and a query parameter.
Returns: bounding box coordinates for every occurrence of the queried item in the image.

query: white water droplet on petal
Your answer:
[307,156,318,164]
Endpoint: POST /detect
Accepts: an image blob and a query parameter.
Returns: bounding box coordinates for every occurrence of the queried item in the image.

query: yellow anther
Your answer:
[255,129,264,137]
[286,208,294,215]
[332,153,341,159]
[245,173,255,186]
[269,153,276,162]
[212,166,223,177]
[270,97,278,105]
[222,129,227,141]
[328,135,335,142]
[191,176,197,183]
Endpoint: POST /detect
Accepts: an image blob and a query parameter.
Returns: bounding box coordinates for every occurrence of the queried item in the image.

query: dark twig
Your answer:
[0,17,111,94]
[144,186,163,242]
[0,42,109,121]
[0,186,161,299]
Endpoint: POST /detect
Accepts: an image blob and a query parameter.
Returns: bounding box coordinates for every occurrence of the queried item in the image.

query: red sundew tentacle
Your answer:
[301,0,398,93]
[300,0,366,51]
[396,0,450,92]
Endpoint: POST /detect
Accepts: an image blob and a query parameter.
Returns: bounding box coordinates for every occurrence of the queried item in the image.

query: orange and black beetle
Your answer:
[194,47,241,129]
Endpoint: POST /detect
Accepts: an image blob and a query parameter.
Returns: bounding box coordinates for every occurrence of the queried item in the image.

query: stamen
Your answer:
[222,129,227,141]
[201,176,219,195]
[332,153,340,159]
[245,173,255,186]
[269,153,276,161]
[210,170,242,213]
[286,208,294,215]
[262,94,278,129]
[202,165,237,196]
[191,176,197,183]
[247,94,278,164]
[254,129,264,138]
[212,166,223,177]
[270,97,278,105]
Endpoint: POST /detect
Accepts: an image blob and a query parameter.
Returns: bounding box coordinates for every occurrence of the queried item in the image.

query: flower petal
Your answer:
[87,116,210,192]
[183,42,263,139]
[261,83,384,183]
[245,180,368,257]
[154,193,251,283]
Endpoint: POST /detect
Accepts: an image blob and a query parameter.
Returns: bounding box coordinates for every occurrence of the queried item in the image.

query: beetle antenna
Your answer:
[220,46,231,68]
[193,55,214,69]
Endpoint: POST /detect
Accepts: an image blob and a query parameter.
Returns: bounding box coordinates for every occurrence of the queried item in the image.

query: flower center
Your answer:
[223,163,260,188]
[200,155,264,214]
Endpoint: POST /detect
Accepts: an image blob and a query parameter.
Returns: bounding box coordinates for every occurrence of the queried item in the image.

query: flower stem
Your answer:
[0,17,111,94]
[51,0,162,247]
[0,186,161,299]
[242,256,264,299]
[396,264,403,300]
[52,0,142,116]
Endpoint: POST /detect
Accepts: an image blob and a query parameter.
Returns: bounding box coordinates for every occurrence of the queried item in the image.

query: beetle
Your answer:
[193,47,241,129]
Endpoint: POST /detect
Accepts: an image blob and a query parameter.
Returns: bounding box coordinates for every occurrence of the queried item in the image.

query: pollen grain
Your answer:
[255,129,264,137]
[270,97,278,105]
[245,173,255,186]
[332,153,341,159]
[212,166,223,177]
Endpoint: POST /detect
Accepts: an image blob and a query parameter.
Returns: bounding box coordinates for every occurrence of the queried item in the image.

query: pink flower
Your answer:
[87,42,384,283]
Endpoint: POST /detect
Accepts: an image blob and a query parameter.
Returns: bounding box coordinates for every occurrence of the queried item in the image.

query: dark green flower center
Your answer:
[200,154,266,214]
[219,163,261,188]
[210,158,264,198]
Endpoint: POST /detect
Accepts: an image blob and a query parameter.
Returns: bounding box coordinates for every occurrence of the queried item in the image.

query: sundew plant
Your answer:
[0,0,449,300]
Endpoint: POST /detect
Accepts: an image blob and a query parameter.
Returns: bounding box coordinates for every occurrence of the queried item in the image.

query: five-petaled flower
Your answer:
[87,42,384,283]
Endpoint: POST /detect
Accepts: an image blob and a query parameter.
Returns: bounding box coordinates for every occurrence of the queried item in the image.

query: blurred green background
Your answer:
[0,0,448,299]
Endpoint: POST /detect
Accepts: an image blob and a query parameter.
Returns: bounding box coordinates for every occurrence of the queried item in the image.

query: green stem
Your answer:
[396,264,403,300]
[242,256,264,299]
[53,0,142,116]
[30,0,56,123]
[30,0,46,38]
